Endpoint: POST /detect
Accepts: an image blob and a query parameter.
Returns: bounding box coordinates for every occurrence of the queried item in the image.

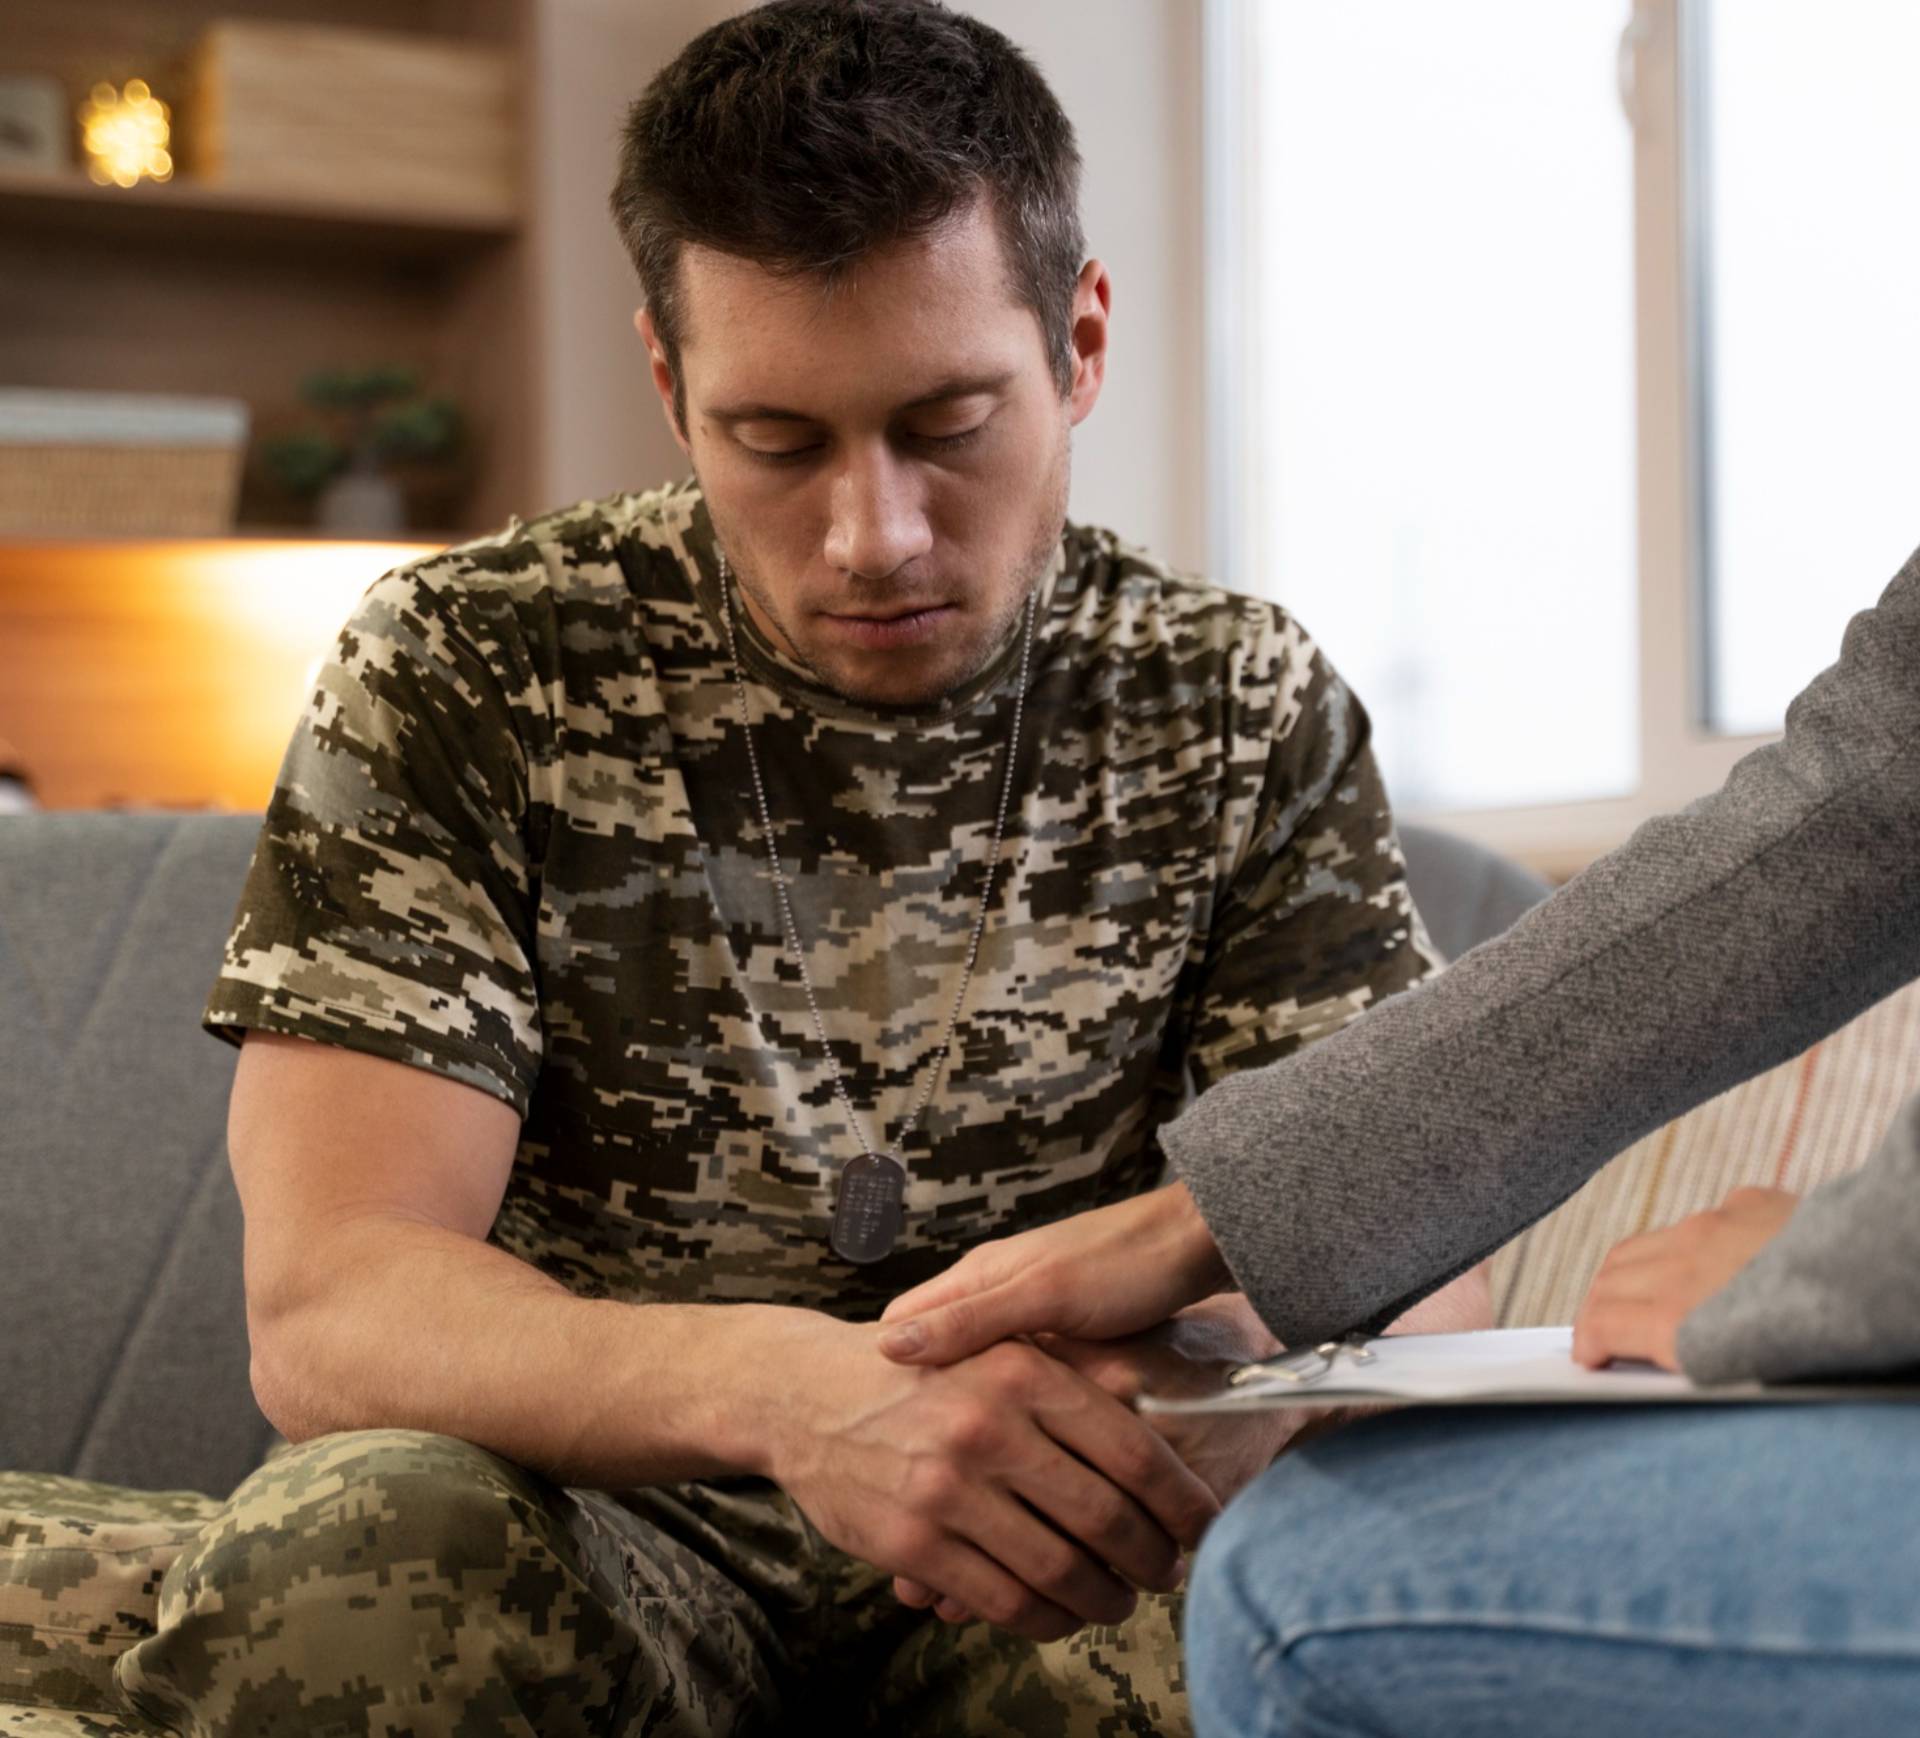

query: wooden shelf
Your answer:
[230,523,480,545]
[0,0,540,742]
[0,164,519,258]
[0,527,479,549]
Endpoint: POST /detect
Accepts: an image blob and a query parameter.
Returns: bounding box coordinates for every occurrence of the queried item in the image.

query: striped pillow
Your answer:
[1492,975,1920,1328]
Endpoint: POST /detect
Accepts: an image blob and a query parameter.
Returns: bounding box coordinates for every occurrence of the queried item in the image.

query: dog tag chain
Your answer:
[719,554,1036,1263]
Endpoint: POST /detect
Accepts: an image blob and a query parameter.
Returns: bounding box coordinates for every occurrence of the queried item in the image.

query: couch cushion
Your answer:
[0,812,276,1495]
[1492,974,1920,1326]
[1397,822,1551,966]
[0,1472,219,1723]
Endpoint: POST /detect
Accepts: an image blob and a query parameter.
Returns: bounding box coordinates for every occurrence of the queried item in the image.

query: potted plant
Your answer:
[260,366,464,535]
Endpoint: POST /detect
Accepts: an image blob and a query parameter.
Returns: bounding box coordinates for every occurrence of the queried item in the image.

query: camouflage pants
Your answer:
[105,1429,1189,1737]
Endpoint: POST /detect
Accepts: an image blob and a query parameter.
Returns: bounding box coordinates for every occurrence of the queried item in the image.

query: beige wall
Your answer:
[527,0,722,507]
[529,0,1207,574]
[957,0,1206,573]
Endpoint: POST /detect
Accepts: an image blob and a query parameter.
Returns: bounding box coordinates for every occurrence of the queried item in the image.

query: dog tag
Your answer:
[830,1150,907,1264]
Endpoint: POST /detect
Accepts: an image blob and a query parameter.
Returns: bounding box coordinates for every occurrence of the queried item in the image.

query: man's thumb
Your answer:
[877,1318,930,1359]
[878,1294,995,1364]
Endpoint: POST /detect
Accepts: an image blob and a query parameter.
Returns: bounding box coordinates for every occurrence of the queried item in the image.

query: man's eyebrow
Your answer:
[704,371,1016,426]
[895,371,1015,412]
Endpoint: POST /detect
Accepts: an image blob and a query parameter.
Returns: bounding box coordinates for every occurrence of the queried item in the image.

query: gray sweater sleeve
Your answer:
[1677,1090,1920,1382]
[1162,542,1920,1374]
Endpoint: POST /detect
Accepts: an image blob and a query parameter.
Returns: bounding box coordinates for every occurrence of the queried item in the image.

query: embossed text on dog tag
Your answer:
[830,1150,907,1264]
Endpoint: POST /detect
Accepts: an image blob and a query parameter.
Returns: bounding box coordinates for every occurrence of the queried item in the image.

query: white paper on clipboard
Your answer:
[1138,1326,1920,1415]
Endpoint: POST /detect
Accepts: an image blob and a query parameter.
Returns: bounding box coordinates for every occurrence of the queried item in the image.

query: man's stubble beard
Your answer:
[701,439,1071,709]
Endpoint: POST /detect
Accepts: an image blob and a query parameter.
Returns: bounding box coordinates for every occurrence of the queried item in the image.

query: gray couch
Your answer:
[1,813,275,1499]
[0,810,1548,1500]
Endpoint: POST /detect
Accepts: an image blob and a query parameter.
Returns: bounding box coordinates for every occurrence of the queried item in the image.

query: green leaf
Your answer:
[300,365,421,411]
[260,429,348,495]
[372,396,464,462]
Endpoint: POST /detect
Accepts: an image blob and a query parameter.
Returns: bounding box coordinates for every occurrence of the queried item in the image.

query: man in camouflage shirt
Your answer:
[104,5,1484,1736]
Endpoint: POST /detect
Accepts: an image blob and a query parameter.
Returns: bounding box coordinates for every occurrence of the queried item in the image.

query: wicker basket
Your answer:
[0,391,248,536]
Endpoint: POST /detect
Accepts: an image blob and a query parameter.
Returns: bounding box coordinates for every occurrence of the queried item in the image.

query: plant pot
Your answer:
[315,468,407,536]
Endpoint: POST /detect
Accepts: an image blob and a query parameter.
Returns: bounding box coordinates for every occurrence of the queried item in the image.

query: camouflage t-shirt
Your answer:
[203,480,1435,1318]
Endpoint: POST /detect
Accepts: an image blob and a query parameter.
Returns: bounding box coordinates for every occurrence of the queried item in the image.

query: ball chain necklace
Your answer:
[718,551,1037,1263]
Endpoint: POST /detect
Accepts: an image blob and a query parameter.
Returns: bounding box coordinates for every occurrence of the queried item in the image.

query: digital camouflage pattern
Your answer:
[0,1708,148,1737]
[85,1427,1185,1738]
[0,1473,219,1726]
[202,478,1435,1322]
[82,475,1441,1735]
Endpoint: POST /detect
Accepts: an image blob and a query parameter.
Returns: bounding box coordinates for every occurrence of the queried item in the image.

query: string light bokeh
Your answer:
[79,80,174,188]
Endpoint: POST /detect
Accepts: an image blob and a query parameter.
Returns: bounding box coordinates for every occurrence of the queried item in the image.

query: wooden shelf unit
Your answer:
[0,525,477,550]
[0,0,534,537]
[0,164,521,258]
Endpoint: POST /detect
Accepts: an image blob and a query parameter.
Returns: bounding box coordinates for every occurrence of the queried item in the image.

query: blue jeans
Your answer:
[1185,1404,1920,1737]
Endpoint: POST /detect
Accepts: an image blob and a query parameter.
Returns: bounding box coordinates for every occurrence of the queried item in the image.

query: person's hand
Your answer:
[891,1294,1301,1624]
[1058,1268,1495,1504]
[876,1182,1233,1367]
[1572,1186,1799,1371]
[892,1265,1499,1625]
[759,1312,1220,1643]
[1038,1295,1303,1502]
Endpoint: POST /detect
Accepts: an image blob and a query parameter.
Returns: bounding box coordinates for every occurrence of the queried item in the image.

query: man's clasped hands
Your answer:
[770,1177,1800,1645]
[758,1182,1423,1646]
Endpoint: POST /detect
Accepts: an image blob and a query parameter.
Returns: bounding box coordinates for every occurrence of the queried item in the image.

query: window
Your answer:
[1218,1,1636,815]
[1208,0,1916,872]
[1694,0,1920,735]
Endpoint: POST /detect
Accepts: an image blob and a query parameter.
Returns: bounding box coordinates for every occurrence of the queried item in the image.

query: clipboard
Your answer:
[1137,1326,1920,1415]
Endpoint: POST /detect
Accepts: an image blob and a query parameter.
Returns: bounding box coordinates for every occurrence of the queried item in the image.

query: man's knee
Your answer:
[178,1428,538,1593]
[115,1429,611,1737]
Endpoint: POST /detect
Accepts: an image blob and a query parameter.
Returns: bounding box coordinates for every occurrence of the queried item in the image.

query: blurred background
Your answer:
[0,0,1912,877]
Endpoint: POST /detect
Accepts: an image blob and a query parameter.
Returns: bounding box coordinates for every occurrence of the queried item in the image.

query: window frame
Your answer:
[1205,0,1775,881]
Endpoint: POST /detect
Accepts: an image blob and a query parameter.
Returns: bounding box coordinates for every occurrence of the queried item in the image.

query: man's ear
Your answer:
[635,308,690,454]
[1065,259,1111,429]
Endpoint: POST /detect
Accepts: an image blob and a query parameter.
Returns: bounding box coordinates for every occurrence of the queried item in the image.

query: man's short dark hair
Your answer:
[610,0,1086,434]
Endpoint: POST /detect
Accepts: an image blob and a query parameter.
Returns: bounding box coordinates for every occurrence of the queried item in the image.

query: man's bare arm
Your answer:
[232,1032,1218,1641]
[232,1031,772,1487]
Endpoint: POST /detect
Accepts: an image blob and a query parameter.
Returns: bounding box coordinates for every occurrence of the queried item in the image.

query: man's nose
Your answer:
[822,444,934,579]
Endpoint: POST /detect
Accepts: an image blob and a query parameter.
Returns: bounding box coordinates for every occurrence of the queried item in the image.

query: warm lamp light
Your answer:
[187,538,434,656]
[0,536,447,810]
[79,79,174,188]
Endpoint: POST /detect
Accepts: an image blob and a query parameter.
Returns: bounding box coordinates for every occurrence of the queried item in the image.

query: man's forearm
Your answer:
[253,1213,806,1488]
[254,1214,1223,1639]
